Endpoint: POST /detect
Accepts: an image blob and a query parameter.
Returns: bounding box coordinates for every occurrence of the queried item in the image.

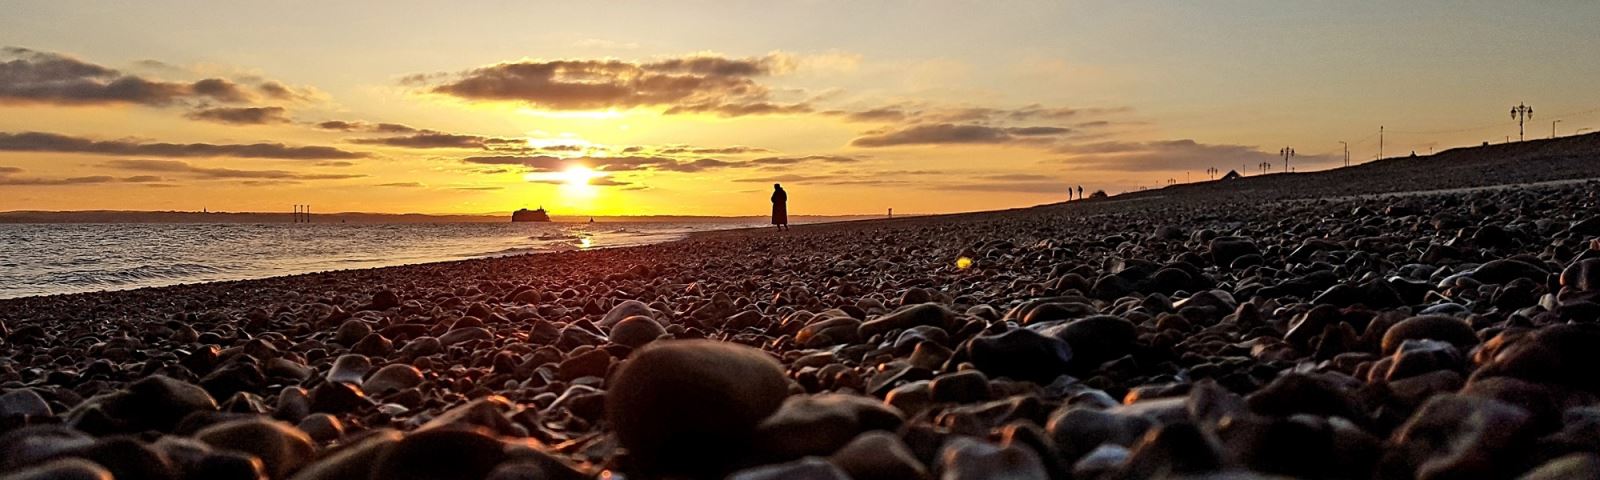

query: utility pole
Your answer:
[1553,119,1562,139]
[1279,146,1295,173]
[1379,126,1384,160]
[1511,103,1533,141]
[1206,167,1218,179]
[1339,141,1349,167]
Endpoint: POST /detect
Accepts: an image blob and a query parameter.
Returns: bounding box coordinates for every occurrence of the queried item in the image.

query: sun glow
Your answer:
[561,166,601,186]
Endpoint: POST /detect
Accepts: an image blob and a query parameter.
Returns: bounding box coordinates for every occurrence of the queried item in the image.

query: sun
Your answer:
[561,166,599,186]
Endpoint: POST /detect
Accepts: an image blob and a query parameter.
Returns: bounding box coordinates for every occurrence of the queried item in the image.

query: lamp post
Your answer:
[1511,103,1533,141]
[1279,147,1295,173]
[1338,141,1349,167]
[1553,119,1562,139]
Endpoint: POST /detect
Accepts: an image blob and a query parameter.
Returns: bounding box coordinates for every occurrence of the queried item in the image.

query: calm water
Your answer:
[0,221,761,299]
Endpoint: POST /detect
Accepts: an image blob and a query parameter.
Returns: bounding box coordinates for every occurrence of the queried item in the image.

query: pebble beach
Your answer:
[3,176,1600,479]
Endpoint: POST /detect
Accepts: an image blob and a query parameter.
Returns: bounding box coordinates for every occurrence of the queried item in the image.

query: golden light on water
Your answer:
[956,257,974,269]
[579,237,593,249]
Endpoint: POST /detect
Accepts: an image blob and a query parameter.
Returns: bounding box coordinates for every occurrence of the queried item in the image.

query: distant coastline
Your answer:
[0,210,894,224]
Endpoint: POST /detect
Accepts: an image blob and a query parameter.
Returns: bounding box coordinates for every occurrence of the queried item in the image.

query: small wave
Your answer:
[469,246,553,257]
[51,262,227,286]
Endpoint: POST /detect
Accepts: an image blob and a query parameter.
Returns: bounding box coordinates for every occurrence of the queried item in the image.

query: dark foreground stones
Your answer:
[2,180,1600,479]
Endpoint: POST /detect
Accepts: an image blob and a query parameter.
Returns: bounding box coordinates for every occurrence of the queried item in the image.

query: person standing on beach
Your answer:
[771,184,789,231]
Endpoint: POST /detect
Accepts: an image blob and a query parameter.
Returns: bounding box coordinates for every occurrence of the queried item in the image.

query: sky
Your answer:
[2,1,1598,216]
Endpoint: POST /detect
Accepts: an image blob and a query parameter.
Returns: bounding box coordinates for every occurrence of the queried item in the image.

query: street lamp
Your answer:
[1510,103,1533,141]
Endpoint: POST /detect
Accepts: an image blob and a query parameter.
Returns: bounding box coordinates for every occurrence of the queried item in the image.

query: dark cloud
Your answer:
[0,173,164,186]
[732,172,910,186]
[314,120,419,134]
[315,120,361,131]
[0,166,21,174]
[376,182,424,187]
[187,106,290,125]
[1056,139,1336,172]
[372,123,419,134]
[452,186,502,191]
[747,155,860,166]
[941,181,1071,193]
[850,123,1071,147]
[835,107,907,123]
[189,78,252,103]
[256,81,319,102]
[1006,126,1072,136]
[413,54,797,115]
[0,47,282,106]
[663,101,812,117]
[464,153,859,173]
[829,104,1129,127]
[733,174,838,183]
[0,131,368,159]
[981,173,1056,181]
[349,131,523,149]
[102,159,365,180]
[658,145,767,155]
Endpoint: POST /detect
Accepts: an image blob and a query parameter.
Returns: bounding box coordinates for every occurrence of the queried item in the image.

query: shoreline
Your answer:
[7,174,1598,303]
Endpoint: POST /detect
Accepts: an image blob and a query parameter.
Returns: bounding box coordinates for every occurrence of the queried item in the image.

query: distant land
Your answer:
[0,211,893,224]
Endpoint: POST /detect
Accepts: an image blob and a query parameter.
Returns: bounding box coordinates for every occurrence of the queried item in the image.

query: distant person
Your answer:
[1077,185,1084,200]
[771,184,789,231]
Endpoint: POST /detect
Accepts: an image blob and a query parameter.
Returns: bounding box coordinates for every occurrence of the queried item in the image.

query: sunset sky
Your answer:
[3,1,1598,216]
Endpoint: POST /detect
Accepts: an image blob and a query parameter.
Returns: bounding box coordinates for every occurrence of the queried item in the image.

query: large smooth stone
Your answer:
[0,389,52,420]
[727,458,850,480]
[1045,407,1155,462]
[326,354,371,385]
[195,418,316,479]
[964,329,1072,383]
[1,458,112,480]
[608,315,667,349]
[938,437,1049,480]
[605,340,789,476]
[372,428,508,480]
[1381,315,1478,354]
[858,304,953,339]
[827,431,928,480]
[364,364,424,396]
[600,300,654,328]
[67,375,217,434]
[286,429,402,480]
[1381,394,1536,480]
[1473,324,1600,393]
[1046,315,1138,369]
[439,327,493,346]
[755,394,905,459]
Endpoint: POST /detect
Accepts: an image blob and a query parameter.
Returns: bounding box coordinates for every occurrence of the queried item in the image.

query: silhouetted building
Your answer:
[1220,170,1243,181]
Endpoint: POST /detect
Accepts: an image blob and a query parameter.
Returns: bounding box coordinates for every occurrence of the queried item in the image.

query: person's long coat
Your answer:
[771,188,788,225]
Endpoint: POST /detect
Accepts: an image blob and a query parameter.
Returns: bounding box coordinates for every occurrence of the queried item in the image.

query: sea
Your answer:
[0,221,765,299]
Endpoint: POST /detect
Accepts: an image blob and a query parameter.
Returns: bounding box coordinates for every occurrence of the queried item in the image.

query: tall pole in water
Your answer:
[1511,103,1533,142]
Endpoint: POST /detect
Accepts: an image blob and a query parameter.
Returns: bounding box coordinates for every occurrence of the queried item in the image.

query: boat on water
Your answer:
[512,207,552,222]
